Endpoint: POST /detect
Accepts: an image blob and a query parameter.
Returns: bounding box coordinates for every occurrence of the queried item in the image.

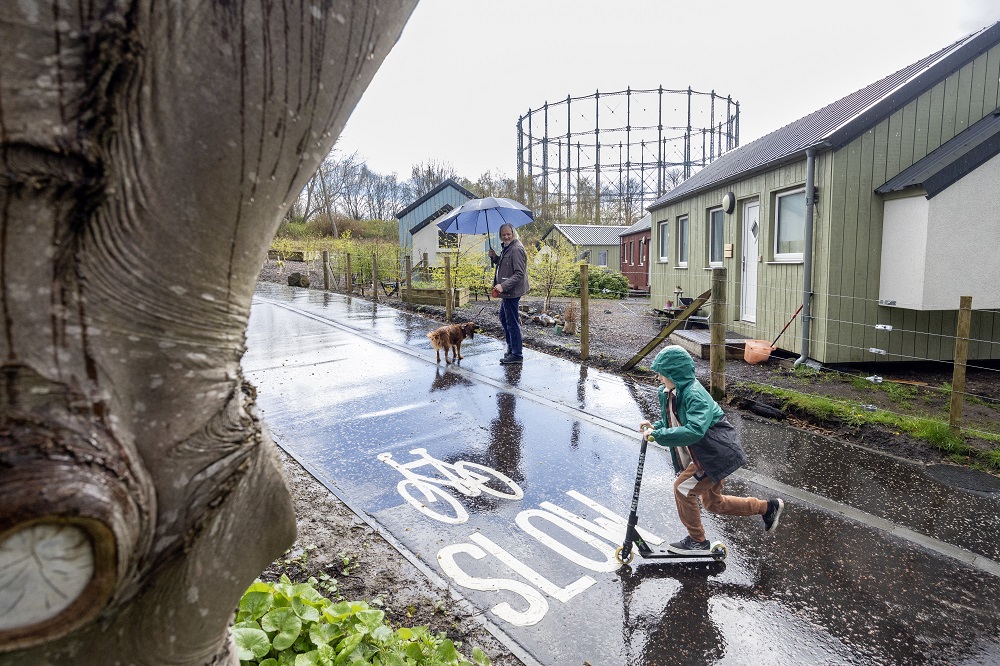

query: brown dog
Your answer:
[427,321,475,364]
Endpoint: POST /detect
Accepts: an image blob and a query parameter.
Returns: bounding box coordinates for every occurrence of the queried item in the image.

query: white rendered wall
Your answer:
[879,195,929,309]
[410,226,491,268]
[925,152,1000,309]
[879,152,1000,310]
[411,224,440,267]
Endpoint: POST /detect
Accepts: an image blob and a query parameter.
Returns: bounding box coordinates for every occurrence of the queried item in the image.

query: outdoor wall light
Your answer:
[722,191,736,214]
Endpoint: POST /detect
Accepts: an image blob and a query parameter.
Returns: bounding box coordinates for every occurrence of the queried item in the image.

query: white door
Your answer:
[741,201,760,322]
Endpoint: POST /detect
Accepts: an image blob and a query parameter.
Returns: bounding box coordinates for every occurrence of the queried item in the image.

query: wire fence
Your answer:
[646,273,1000,462]
[265,248,1000,459]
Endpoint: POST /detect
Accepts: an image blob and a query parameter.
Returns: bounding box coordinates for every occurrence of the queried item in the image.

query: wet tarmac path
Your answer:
[244,284,1000,666]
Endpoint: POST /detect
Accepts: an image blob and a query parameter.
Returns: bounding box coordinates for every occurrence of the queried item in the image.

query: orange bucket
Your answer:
[744,339,776,364]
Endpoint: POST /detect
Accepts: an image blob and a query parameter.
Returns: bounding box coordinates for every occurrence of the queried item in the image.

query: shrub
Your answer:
[304,215,338,237]
[232,576,490,666]
[279,221,310,239]
[567,266,629,299]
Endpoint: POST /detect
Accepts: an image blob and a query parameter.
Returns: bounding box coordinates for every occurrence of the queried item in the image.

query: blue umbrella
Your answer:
[435,197,534,248]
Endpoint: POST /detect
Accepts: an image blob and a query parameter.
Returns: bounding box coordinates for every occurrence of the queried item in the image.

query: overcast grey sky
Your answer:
[336,0,1000,181]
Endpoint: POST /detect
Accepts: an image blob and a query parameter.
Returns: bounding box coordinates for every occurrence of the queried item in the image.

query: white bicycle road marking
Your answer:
[377,447,523,524]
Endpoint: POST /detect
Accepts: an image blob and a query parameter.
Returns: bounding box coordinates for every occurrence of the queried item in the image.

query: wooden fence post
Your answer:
[405,255,412,305]
[422,252,429,281]
[949,295,973,433]
[444,255,453,322]
[710,267,727,400]
[322,250,331,290]
[346,253,352,294]
[580,263,589,361]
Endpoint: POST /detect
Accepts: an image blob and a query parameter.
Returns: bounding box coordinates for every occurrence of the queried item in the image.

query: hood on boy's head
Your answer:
[650,345,696,386]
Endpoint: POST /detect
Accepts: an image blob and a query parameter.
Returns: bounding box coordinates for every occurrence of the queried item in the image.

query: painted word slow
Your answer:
[438,490,663,626]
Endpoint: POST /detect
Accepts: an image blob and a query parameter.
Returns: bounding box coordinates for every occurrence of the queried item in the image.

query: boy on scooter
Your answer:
[639,346,784,553]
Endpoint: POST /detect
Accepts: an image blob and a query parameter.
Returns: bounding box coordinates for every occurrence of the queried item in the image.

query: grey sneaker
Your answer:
[667,536,710,554]
[763,498,784,533]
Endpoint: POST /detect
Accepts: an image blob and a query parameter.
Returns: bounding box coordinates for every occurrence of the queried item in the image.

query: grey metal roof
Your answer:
[649,21,1000,211]
[548,223,629,246]
[621,213,652,236]
[876,108,1000,198]
[409,203,455,235]
[395,178,477,219]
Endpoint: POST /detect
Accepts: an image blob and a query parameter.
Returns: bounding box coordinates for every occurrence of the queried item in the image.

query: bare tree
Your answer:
[307,151,364,234]
[600,176,644,226]
[341,161,369,220]
[0,2,415,664]
[365,170,409,221]
[409,159,459,197]
[663,166,685,192]
[470,170,516,200]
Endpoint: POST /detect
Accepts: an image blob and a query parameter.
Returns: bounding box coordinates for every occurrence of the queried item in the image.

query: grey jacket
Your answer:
[492,239,529,299]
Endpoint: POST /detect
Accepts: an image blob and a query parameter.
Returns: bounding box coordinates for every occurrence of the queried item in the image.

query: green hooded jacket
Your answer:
[648,345,746,481]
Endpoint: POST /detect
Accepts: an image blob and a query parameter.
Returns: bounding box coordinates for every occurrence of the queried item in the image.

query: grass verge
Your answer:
[736,381,1000,472]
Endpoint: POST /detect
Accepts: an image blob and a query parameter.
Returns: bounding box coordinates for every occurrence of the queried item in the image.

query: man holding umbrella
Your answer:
[436,196,534,365]
[489,223,529,365]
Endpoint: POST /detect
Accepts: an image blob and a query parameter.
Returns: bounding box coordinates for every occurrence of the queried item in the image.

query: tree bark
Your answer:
[0,1,416,663]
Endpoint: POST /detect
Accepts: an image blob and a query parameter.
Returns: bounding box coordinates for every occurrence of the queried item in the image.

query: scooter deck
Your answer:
[636,544,726,560]
[616,540,728,565]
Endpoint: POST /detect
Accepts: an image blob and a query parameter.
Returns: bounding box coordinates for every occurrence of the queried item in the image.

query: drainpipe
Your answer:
[794,147,817,367]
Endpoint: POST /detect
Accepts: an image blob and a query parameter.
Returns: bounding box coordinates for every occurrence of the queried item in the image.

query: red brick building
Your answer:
[619,213,651,293]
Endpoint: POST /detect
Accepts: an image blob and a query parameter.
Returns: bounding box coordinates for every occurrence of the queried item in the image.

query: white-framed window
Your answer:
[677,215,688,267]
[658,221,669,262]
[775,188,806,261]
[639,238,645,265]
[629,240,635,265]
[708,208,724,267]
[598,250,608,266]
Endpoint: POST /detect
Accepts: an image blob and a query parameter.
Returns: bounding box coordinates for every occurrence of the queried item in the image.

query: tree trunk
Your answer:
[0,1,415,664]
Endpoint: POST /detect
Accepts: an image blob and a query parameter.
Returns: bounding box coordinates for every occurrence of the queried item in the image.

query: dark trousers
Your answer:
[499,297,522,356]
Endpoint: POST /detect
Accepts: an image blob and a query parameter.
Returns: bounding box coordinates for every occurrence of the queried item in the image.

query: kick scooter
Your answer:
[615,434,728,566]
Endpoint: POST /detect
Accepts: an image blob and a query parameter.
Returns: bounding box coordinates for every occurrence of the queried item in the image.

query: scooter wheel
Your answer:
[711,543,728,560]
[615,545,634,565]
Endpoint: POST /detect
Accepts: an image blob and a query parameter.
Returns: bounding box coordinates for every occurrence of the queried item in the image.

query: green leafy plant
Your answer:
[232,576,490,666]
[566,266,629,299]
[282,544,316,568]
[527,239,578,309]
[338,550,357,575]
[314,572,339,599]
